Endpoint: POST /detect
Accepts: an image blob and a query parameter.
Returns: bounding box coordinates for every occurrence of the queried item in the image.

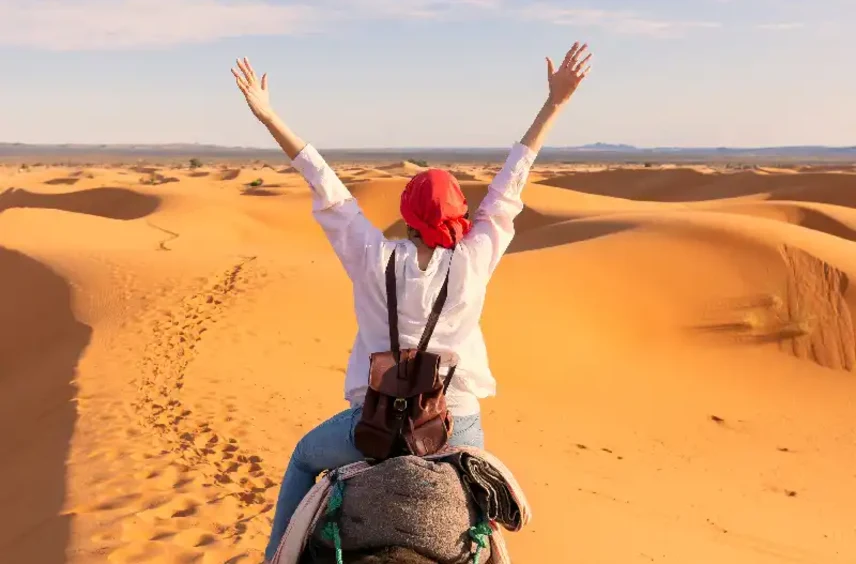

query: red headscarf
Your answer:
[400,169,472,249]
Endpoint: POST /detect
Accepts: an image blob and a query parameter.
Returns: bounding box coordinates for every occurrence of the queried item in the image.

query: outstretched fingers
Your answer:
[573,52,592,76]
[560,42,579,70]
[561,42,586,70]
[235,57,256,85]
[243,57,257,82]
[231,67,249,93]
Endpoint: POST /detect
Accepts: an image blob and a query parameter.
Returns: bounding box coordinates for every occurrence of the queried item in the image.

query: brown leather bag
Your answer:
[353,249,457,461]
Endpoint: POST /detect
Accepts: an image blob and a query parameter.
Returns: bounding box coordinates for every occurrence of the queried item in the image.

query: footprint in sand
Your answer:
[97,257,278,563]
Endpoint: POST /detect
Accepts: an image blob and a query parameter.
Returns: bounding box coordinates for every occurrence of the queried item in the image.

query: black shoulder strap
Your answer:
[384,246,456,357]
[442,365,456,393]
[385,249,400,361]
[416,249,454,352]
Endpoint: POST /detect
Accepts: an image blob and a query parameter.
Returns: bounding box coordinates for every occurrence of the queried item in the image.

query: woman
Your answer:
[230,41,592,561]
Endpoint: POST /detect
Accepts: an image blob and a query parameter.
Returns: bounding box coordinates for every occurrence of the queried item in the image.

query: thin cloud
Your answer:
[0,0,718,50]
[0,0,319,50]
[0,0,497,50]
[519,6,721,38]
[336,0,501,20]
[756,22,805,31]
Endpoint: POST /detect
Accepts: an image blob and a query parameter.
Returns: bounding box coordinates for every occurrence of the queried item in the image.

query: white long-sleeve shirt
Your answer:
[291,142,538,417]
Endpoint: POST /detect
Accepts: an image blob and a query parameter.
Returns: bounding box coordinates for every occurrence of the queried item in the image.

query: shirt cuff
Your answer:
[291,143,326,176]
[508,142,538,166]
[291,143,353,210]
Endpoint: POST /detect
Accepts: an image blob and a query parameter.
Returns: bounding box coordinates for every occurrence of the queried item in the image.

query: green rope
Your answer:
[320,480,346,564]
[469,521,493,564]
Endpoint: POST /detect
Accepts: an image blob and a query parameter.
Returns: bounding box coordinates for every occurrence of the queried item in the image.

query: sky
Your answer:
[0,0,854,149]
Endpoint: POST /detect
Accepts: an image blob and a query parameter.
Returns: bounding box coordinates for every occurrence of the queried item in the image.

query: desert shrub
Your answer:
[141,173,159,185]
[248,178,264,187]
[189,158,203,169]
[141,172,179,185]
[407,158,428,167]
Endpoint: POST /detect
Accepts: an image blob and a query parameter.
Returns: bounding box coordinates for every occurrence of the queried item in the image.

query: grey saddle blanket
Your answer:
[272,446,529,564]
[311,455,491,564]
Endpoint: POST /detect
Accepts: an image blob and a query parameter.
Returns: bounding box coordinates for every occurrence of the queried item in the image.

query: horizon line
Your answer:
[2,141,855,152]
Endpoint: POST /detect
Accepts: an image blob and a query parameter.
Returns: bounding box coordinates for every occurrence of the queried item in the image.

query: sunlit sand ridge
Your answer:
[1,159,854,563]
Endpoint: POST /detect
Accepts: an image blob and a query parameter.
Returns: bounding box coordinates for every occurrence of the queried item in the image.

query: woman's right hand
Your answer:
[231,57,275,124]
[545,42,592,107]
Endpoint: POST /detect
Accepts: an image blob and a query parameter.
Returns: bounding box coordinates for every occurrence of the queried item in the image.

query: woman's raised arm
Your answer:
[520,42,591,152]
[231,57,385,280]
[462,42,592,278]
[231,57,306,159]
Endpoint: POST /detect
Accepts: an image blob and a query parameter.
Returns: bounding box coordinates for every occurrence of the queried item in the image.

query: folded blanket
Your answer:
[442,446,531,533]
[441,452,520,532]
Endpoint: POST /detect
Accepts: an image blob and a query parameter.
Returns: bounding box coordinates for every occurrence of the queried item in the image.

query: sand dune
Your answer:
[1,186,161,219]
[698,200,856,243]
[448,168,495,183]
[215,167,300,187]
[350,167,395,178]
[1,161,855,563]
[375,160,427,177]
[538,167,856,204]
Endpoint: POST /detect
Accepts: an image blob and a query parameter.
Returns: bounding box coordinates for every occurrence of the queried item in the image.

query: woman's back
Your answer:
[348,239,492,417]
[290,142,538,417]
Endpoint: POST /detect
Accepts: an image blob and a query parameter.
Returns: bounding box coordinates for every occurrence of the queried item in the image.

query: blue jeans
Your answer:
[264,407,484,560]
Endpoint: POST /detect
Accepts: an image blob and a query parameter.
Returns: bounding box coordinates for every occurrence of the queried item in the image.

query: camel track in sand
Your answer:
[135,256,275,504]
[106,256,280,560]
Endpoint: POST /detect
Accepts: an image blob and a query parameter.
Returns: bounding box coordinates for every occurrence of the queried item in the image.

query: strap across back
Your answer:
[384,248,457,390]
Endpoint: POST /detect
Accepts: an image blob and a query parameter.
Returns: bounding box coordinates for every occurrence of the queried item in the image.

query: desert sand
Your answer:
[1,158,855,563]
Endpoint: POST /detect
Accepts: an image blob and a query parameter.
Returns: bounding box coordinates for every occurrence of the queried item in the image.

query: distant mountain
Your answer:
[2,141,855,165]
[574,143,639,151]
[554,143,856,155]
[3,141,855,154]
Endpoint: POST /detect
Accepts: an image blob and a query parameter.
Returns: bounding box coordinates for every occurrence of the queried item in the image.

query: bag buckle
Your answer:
[393,398,407,412]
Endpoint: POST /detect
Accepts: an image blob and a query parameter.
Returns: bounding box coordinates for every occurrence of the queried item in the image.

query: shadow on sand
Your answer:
[380,209,638,254]
[381,203,569,242]
[240,186,286,197]
[0,187,161,220]
[0,247,93,563]
[789,207,856,243]
[506,218,639,254]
